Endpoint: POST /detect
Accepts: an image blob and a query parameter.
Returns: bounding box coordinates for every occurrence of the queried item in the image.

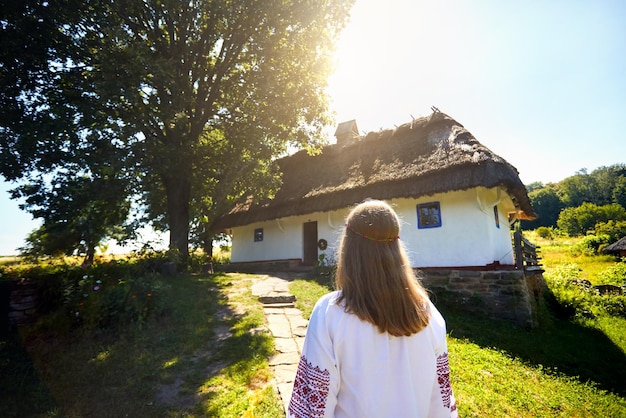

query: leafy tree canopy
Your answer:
[523,164,626,230]
[1,0,354,262]
[524,185,564,229]
[557,203,626,237]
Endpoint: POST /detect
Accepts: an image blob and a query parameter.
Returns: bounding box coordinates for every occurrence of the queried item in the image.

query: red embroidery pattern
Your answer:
[437,353,457,412]
[288,355,331,418]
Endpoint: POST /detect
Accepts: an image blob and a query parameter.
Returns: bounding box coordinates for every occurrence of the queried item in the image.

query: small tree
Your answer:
[557,203,626,236]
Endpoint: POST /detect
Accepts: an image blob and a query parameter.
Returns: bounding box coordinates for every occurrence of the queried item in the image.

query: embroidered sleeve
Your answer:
[288,294,339,418]
[433,352,458,418]
[288,355,331,418]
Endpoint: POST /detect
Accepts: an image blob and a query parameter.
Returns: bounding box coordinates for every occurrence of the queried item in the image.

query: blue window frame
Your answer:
[416,202,442,229]
[494,205,500,228]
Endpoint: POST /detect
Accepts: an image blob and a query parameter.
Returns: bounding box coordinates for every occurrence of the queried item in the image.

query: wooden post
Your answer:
[514,230,523,270]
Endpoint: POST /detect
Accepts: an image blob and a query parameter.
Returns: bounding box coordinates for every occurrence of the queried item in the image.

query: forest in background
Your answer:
[522,163,626,243]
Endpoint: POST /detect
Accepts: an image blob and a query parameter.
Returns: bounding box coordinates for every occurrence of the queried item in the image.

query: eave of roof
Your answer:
[605,236,626,252]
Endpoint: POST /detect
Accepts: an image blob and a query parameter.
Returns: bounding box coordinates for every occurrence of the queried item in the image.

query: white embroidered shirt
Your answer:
[288,291,458,418]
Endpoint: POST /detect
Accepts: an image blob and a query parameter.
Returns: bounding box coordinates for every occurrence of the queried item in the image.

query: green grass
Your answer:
[290,278,334,319]
[3,240,625,417]
[1,272,283,418]
[526,231,621,284]
[289,245,626,417]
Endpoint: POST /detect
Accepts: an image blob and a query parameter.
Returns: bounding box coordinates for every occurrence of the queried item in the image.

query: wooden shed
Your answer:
[605,236,626,258]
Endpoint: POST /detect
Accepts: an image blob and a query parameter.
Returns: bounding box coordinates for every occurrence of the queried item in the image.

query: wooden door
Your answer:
[302,221,318,265]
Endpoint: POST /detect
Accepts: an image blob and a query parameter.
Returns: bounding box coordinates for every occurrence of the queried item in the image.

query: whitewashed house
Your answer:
[213,111,536,272]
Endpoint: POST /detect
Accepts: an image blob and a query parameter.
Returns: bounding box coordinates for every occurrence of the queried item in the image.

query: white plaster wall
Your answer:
[230,210,349,263]
[389,190,515,267]
[230,187,516,268]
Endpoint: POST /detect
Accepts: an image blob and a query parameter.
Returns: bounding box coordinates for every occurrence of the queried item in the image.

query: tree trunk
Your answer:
[164,176,191,265]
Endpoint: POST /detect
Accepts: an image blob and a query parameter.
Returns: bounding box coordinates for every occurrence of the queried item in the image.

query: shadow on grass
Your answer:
[438,298,626,397]
[0,273,281,417]
[0,332,59,417]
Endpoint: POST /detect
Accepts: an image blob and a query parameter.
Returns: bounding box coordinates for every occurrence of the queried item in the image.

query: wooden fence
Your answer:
[513,231,544,272]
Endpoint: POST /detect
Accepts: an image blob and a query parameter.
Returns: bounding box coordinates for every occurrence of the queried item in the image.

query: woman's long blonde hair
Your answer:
[335,200,430,336]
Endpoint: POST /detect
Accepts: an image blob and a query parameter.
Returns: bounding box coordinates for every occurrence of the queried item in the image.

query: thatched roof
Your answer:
[212,112,536,230]
[605,236,626,253]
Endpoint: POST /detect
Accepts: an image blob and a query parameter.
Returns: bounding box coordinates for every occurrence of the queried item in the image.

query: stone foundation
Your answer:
[418,269,546,329]
[221,259,311,273]
[7,278,41,327]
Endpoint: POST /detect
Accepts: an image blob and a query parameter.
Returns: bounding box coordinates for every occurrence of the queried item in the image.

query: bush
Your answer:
[594,220,626,243]
[4,254,174,333]
[544,264,595,319]
[570,234,612,256]
[598,261,626,286]
[557,203,626,236]
[544,262,626,319]
[311,253,336,288]
[63,268,170,330]
[535,226,555,239]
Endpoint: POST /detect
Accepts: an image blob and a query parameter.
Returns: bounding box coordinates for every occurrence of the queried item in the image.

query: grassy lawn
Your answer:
[2,235,625,417]
[1,272,283,418]
[289,237,626,418]
[525,231,620,284]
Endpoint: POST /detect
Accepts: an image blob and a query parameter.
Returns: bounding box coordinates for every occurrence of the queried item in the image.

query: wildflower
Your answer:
[93,285,100,291]
[83,293,89,298]
[75,311,80,316]
[83,275,89,279]
[96,279,102,284]
[147,293,152,297]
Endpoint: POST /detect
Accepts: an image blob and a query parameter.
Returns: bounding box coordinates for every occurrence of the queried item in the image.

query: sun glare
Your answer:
[326,0,482,135]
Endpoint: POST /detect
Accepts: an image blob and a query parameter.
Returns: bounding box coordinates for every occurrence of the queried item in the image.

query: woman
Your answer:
[288,200,458,418]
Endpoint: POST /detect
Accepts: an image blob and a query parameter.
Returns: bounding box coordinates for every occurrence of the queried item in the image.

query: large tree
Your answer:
[1,0,353,262]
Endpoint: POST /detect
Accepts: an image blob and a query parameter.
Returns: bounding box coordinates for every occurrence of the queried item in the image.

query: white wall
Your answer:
[390,189,516,268]
[230,187,518,268]
[230,210,349,263]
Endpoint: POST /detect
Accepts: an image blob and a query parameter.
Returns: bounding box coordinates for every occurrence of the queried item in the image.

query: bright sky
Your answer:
[1,0,625,255]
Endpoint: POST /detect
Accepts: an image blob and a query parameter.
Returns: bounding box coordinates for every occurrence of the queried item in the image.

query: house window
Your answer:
[494,205,500,228]
[416,202,442,229]
[254,228,264,242]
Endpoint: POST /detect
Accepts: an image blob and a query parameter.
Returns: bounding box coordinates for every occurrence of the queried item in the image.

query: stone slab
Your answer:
[274,337,299,354]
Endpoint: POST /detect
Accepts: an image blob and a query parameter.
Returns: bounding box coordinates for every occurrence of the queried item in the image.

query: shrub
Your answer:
[62,262,170,330]
[311,253,336,287]
[594,295,626,318]
[4,254,174,333]
[535,226,555,239]
[188,250,211,273]
[544,263,595,319]
[598,261,626,286]
[544,261,626,319]
[557,203,626,236]
[594,220,626,243]
[570,234,612,256]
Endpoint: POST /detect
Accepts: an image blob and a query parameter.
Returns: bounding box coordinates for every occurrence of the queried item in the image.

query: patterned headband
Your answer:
[344,223,400,243]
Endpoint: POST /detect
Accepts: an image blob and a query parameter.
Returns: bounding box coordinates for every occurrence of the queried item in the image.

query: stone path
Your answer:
[251,274,309,415]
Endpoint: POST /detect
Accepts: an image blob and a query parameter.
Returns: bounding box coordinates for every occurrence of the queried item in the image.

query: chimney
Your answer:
[334,120,359,146]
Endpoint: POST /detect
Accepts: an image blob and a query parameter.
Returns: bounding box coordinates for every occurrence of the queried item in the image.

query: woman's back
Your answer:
[288,201,457,417]
[288,291,456,418]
